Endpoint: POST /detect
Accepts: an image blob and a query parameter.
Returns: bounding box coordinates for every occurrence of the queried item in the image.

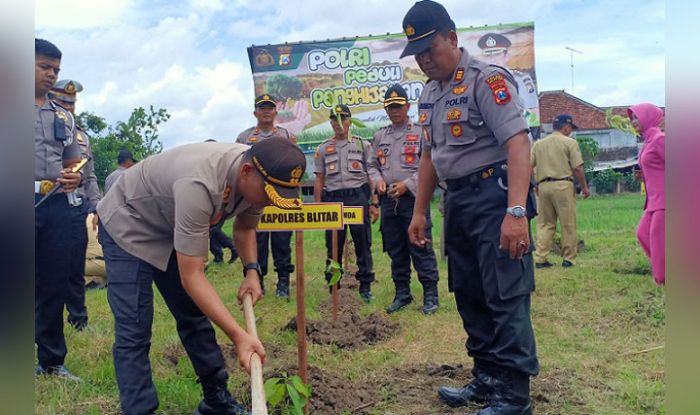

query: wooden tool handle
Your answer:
[242,294,268,415]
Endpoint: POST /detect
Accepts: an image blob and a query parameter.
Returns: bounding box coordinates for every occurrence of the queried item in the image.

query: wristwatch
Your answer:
[506,205,526,218]
[243,262,262,278]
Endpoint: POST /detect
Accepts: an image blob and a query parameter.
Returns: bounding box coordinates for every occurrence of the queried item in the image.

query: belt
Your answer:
[35,180,56,195]
[325,185,368,197]
[445,161,507,192]
[537,177,573,185]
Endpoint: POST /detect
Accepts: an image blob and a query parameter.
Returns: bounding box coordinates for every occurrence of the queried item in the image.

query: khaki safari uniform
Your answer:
[531,131,584,264]
[97,142,261,414]
[84,213,106,286]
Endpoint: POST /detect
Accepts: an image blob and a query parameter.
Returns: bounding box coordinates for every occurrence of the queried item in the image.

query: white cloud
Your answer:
[35,0,133,30]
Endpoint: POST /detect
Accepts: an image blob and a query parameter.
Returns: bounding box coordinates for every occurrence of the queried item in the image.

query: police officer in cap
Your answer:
[402,2,538,414]
[104,148,137,193]
[314,104,376,303]
[368,84,440,314]
[34,38,83,381]
[237,94,296,299]
[98,137,305,415]
[50,78,101,331]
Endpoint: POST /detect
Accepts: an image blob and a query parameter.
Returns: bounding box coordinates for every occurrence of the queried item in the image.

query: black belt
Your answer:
[445,161,507,192]
[537,177,573,185]
[325,184,368,198]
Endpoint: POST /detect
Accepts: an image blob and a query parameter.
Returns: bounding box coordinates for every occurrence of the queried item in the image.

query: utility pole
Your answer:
[564,46,583,93]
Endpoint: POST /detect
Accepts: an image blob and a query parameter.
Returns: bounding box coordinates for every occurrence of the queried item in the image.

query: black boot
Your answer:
[386,281,412,314]
[422,283,439,315]
[468,369,532,415]
[213,255,223,263]
[228,249,239,264]
[359,281,374,303]
[276,275,290,300]
[194,368,249,415]
[438,364,496,407]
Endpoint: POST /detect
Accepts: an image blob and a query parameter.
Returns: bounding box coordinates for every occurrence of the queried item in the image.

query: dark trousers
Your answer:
[209,224,236,260]
[257,231,293,281]
[66,202,89,326]
[380,194,439,286]
[445,171,539,377]
[35,193,72,368]
[322,187,374,284]
[99,225,226,415]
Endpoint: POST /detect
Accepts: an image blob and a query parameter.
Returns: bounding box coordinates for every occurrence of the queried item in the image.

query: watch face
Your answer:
[511,206,526,217]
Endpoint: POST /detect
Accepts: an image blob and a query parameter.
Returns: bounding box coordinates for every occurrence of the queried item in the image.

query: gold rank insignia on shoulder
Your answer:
[249,136,258,142]
[454,67,465,82]
[55,111,67,121]
[419,112,428,123]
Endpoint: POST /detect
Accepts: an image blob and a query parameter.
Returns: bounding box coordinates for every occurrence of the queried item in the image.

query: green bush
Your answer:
[623,172,641,192]
[593,169,623,193]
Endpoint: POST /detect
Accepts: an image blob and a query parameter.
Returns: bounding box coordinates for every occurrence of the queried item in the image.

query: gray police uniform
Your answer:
[315,136,375,287]
[65,125,101,328]
[97,142,261,415]
[236,126,294,291]
[367,122,439,289]
[418,49,539,377]
[35,97,81,369]
[104,166,126,193]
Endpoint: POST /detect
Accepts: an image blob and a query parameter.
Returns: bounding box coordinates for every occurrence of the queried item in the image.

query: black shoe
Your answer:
[562,260,574,268]
[70,320,89,331]
[228,250,239,264]
[35,365,81,382]
[422,284,439,315]
[276,283,290,300]
[195,369,249,415]
[386,295,412,314]
[213,256,223,263]
[359,282,374,303]
[466,369,532,415]
[438,372,496,407]
[85,280,107,290]
[535,261,553,269]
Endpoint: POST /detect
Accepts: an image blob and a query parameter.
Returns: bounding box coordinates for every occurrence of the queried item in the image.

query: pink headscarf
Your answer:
[628,103,664,143]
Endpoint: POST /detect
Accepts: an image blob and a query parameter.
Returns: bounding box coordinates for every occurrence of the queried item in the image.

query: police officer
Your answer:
[367,84,440,314]
[204,139,239,265]
[84,212,107,290]
[531,114,590,268]
[98,137,305,415]
[34,38,83,381]
[236,94,296,298]
[104,149,137,193]
[477,32,540,132]
[402,2,538,414]
[314,105,376,303]
[50,79,101,330]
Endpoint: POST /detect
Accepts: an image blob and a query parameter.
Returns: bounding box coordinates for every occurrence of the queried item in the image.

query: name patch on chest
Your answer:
[445,96,468,108]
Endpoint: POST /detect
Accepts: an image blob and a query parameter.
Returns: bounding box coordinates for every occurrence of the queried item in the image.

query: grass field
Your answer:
[35,193,665,414]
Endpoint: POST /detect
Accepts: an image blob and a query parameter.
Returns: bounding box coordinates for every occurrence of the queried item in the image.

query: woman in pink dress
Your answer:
[629,103,665,285]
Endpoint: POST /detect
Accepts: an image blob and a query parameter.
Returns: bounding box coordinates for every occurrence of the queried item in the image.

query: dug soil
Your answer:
[283,282,400,349]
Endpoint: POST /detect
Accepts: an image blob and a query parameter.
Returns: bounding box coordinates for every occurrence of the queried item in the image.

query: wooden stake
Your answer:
[242,294,268,415]
[331,229,339,321]
[295,231,308,384]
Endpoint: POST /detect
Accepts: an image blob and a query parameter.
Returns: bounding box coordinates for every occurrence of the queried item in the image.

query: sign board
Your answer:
[342,206,364,225]
[258,203,343,231]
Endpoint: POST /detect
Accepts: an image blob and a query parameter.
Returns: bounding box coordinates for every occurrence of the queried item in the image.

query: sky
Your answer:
[35,0,665,149]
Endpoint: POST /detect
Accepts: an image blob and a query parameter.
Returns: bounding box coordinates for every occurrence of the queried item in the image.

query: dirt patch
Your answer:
[283,285,399,349]
[162,342,289,373]
[373,363,590,415]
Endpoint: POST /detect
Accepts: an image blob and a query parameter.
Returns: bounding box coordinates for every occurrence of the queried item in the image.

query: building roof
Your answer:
[538,90,665,130]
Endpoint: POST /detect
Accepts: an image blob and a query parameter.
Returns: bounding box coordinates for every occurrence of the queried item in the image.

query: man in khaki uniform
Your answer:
[237,94,297,298]
[531,114,590,268]
[97,137,305,415]
[84,213,107,289]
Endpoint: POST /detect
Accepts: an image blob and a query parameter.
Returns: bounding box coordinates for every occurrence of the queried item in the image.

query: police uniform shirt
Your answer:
[97,142,262,271]
[236,125,293,145]
[314,136,371,192]
[75,126,101,210]
[104,166,127,194]
[417,49,529,180]
[367,122,421,196]
[35,98,80,181]
[531,131,584,183]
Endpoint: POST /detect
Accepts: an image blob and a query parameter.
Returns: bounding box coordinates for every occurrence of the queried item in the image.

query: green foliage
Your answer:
[79,106,170,188]
[605,108,637,136]
[326,260,342,286]
[575,135,599,178]
[264,373,311,415]
[593,169,623,193]
[266,75,303,100]
[623,172,641,192]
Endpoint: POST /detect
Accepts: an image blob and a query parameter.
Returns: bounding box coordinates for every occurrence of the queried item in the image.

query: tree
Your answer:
[575,136,599,182]
[78,106,170,189]
[265,74,303,100]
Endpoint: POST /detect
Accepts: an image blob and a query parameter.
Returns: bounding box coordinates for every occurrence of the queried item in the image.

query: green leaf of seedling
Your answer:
[290,375,311,399]
[350,117,367,129]
[287,383,307,415]
[264,378,286,407]
[326,260,342,286]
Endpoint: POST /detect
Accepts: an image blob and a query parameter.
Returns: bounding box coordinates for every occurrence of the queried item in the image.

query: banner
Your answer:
[247,22,538,153]
[257,203,343,231]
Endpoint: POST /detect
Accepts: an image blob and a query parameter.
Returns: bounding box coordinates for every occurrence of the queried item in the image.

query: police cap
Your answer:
[329,104,351,119]
[384,84,408,107]
[477,33,512,55]
[400,0,456,58]
[248,137,306,210]
[50,79,83,103]
[255,94,277,108]
[553,114,579,130]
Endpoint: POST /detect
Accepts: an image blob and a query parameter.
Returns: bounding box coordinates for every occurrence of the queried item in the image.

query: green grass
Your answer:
[35,193,665,414]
